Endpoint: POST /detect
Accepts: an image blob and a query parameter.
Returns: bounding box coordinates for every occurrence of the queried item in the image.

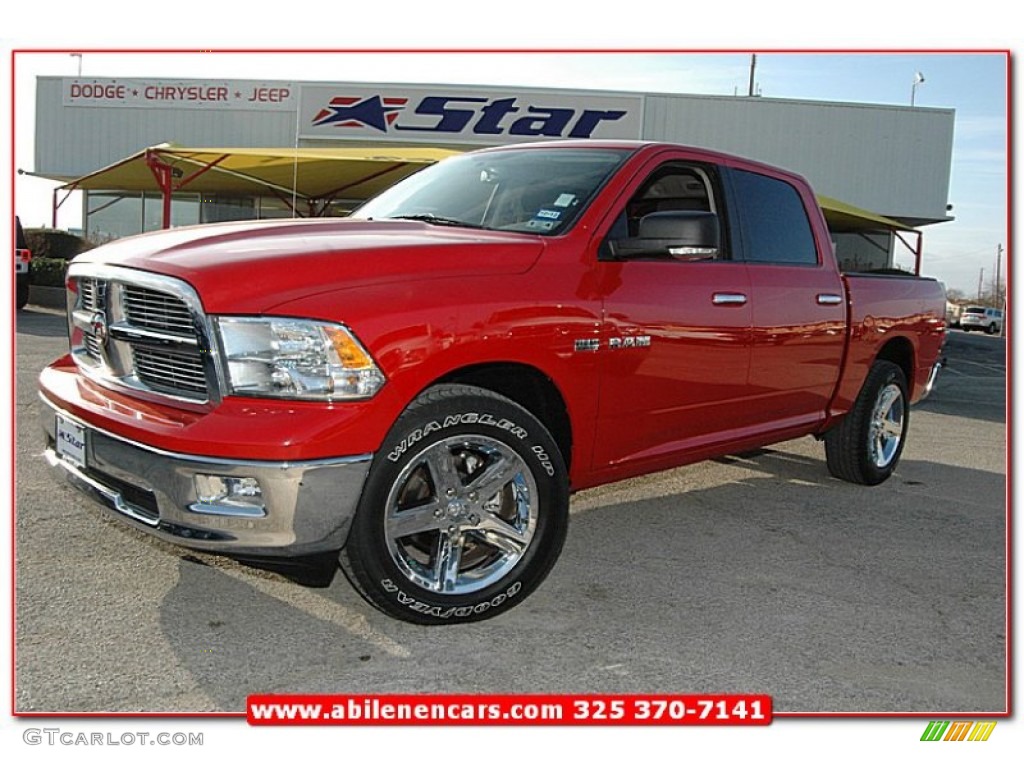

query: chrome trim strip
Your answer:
[108,322,199,348]
[712,292,748,306]
[187,502,268,518]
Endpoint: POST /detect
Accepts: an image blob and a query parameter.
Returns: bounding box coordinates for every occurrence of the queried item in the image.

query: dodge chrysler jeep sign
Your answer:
[63,78,296,111]
[299,85,644,144]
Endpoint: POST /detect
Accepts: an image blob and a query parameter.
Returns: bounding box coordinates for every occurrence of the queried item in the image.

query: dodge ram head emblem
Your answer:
[89,311,108,345]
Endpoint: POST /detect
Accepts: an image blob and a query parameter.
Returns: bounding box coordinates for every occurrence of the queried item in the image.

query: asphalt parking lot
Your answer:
[14,308,1006,714]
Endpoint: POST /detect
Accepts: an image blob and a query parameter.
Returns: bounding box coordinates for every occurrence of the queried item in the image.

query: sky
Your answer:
[8,50,1008,295]
[0,3,1018,766]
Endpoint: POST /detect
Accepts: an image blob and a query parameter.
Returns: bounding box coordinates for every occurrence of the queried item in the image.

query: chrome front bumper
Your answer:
[41,396,372,556]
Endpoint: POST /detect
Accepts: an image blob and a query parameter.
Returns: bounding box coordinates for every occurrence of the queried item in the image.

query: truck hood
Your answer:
[73,218,547,313]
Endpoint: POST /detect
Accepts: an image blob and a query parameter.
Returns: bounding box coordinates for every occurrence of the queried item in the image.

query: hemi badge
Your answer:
[574,339,600,352]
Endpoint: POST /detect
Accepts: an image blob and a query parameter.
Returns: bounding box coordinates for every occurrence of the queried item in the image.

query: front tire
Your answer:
[825,361,909,486]
[986,323,997,335]
[340,384,569,624]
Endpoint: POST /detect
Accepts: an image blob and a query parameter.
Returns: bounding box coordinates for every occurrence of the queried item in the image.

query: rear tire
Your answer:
[825,361,908,486]
[340,384,569,624]
[16,277,30,310]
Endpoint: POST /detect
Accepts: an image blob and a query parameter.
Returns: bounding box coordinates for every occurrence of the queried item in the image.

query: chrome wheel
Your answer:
[341,384,569,624]
[384,435,538,595]
[868,383,904,468]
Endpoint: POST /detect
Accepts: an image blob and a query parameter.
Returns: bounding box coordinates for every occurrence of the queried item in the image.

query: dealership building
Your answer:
[31,75,956,271]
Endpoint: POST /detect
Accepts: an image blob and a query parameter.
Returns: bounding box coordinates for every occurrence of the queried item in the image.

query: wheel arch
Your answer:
[429,362,574,473]
[874,336,915,395]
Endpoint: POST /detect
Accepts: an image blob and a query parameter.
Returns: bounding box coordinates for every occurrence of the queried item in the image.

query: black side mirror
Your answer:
[608,211,720,260]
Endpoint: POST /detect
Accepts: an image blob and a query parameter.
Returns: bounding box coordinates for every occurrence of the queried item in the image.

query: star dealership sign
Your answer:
[300,85,644,144]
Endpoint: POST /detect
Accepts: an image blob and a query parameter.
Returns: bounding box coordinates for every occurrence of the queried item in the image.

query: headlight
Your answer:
[215,317,385,400]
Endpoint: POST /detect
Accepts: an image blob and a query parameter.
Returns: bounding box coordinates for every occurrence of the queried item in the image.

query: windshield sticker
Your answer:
[535,209,562,220]
[554,193,577,207]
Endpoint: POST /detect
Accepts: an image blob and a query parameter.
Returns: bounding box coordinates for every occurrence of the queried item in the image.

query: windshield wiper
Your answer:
[388,214,485,229]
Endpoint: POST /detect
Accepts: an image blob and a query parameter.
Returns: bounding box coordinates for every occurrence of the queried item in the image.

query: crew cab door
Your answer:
[724,167,847,430]
[587,156,755,480]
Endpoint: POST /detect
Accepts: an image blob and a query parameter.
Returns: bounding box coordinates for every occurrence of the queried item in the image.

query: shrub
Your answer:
[24,228,92,261]
[30,257,69,287]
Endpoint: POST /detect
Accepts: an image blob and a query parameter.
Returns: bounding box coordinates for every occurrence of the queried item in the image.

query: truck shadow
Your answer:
[156,451,1006,713]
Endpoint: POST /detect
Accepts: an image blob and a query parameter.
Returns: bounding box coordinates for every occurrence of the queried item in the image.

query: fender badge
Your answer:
[609,335,651,349]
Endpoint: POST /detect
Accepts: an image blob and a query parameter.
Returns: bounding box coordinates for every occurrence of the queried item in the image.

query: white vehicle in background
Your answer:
[959,306,1004,334]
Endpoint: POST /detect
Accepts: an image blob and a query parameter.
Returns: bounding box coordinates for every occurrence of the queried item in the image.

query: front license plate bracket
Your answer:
[56,414,88,469]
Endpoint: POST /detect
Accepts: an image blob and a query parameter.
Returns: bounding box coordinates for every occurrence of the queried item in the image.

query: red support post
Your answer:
[145,150,174,229]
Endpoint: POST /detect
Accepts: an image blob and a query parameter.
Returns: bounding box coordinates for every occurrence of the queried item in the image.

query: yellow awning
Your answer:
[58,145,459,202]
[817,194,916,233]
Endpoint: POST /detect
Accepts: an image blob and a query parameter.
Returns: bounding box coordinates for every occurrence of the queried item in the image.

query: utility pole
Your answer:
[748,54,757,97]
[977,267,984,302]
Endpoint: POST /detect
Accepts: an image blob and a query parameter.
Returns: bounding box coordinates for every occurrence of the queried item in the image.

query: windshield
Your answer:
[354,147,633,235]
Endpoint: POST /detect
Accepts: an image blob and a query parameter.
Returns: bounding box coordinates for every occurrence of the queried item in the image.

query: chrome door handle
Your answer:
[712,293,748,306]
[817,293,844,305]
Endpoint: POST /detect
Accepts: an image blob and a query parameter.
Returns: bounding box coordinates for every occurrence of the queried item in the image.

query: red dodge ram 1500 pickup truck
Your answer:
[39,141,946,624]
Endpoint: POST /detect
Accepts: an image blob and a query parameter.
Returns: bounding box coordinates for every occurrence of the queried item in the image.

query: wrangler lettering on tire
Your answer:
[340,384,569,625]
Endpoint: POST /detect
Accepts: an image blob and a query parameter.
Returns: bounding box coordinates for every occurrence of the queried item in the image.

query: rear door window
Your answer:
[731,169,818,265]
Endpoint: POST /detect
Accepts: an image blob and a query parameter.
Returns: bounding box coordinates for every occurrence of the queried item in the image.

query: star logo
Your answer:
[312,95,408,132]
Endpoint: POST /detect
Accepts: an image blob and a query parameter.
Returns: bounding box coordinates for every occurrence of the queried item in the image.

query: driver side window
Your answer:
[625,165,716,236]
[603,163,726,259]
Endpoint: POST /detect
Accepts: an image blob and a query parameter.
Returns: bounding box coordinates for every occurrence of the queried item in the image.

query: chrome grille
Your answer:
[132,348,208,395]
[84,333,104,360]
[80,277,103,310]
[123,285,195,336]
[69,266,215,404]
